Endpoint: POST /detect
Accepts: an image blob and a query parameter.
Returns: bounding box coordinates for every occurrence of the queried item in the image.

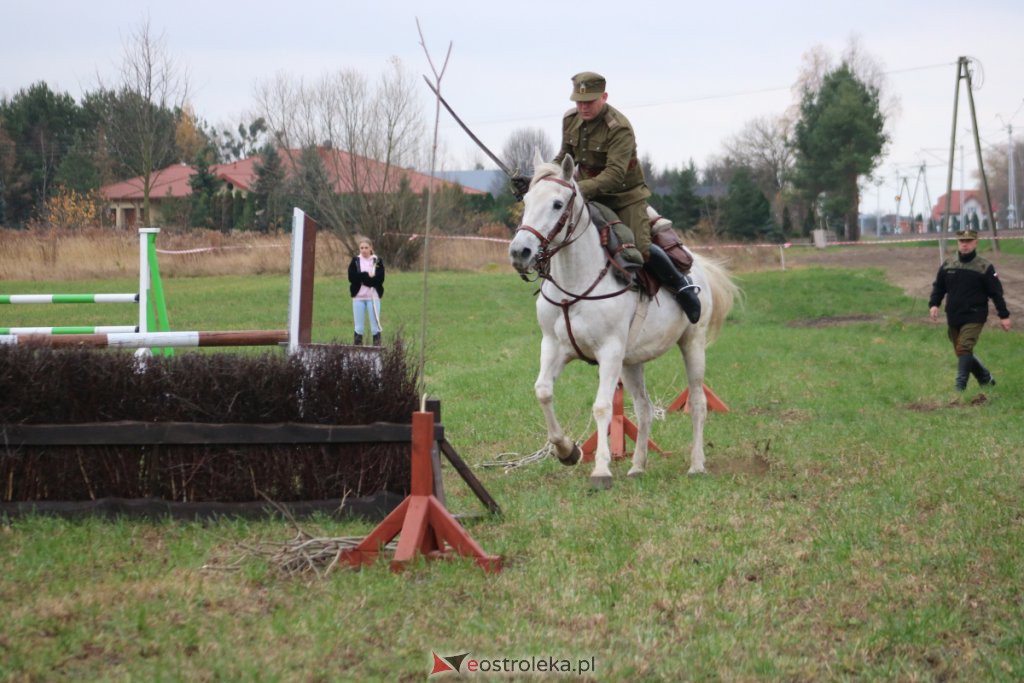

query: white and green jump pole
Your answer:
[0,228,171,352]
[2,210,317,353]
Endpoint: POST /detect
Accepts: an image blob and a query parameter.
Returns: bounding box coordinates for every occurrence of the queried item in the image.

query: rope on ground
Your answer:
[480,442,555,470]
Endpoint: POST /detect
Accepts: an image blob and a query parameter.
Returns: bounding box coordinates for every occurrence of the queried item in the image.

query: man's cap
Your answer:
[956,229,978,240]
[570,72,606,102]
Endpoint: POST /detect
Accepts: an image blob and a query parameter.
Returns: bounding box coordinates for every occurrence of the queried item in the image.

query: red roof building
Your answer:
[930,190,1000,225]
[101,148,482,228]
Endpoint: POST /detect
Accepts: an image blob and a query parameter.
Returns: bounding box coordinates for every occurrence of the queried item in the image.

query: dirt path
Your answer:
[784,244,1024,330]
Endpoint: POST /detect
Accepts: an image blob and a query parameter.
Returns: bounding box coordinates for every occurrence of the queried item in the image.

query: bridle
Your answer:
[514,176,586,279]
[514,174,633,364]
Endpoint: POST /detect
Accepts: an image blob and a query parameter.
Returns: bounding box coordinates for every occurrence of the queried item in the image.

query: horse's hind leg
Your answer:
[535,336,580,465]
[620,363,652,477]
[679,333,708,474]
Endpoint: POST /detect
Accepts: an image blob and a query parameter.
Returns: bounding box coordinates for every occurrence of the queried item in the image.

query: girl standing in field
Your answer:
[347,238,385,345]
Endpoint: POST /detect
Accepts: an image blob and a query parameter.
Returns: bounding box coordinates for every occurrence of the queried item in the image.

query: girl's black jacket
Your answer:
[348,256,385,298]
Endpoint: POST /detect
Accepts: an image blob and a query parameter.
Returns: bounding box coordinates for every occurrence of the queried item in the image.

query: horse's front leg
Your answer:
[620,363,652,477]
[679,334,708,474]
[590,358,624,489]
[535,335,579,465]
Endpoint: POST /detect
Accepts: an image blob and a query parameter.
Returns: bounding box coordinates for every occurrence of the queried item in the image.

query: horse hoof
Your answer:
[558,444,581,466]
[627,468,644,478]
[589,475,613,490]
[687,467,707,476]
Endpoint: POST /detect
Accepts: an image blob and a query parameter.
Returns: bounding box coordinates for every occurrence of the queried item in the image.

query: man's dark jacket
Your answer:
[929,250,1009,327]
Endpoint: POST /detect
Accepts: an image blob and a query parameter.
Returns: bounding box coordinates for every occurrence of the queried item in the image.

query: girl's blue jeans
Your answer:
[352,299,381,335]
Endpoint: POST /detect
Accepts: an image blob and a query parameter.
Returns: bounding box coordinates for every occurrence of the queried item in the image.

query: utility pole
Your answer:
[1009,124,1019,228]
[943,56,1000,251]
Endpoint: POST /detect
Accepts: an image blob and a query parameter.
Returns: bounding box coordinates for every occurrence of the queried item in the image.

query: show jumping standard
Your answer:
[508,153,738,488]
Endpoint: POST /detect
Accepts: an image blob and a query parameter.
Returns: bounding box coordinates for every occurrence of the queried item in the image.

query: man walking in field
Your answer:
[929,229,1011,391]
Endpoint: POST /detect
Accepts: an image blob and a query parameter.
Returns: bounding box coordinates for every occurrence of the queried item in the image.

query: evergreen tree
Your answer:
[253,145,287,231]
[790,63,887,241]
[653,162,701,231]
[0,82,89,224]
[188,146,221,228]
[723,168,773,241]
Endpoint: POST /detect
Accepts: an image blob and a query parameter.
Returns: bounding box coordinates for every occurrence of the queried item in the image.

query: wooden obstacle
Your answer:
[1,330,287,349]
[338,410,502,573]
[582,381,665,462]
[666,383,730,414]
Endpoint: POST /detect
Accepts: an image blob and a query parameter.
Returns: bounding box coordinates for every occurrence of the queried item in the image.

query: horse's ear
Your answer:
[532,148,545,172]
[561,154,574,181]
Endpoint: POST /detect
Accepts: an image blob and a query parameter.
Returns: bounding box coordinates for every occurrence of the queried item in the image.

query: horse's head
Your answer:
[509,151,582,276]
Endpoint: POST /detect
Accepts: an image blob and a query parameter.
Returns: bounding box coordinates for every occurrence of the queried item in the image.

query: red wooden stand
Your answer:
[666,383,729,414]
[582,382,664,462]
[337,411,502,573]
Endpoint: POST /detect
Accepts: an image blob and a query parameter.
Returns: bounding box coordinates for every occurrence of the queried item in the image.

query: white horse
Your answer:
[508,152,738,488]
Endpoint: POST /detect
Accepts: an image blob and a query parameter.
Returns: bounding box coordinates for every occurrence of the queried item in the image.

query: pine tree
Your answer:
[723,168,773,241]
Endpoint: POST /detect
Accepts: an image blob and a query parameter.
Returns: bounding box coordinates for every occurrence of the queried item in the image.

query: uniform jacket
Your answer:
[928,250,1009,327]
[555,104,650,211]
[348,255,385,299]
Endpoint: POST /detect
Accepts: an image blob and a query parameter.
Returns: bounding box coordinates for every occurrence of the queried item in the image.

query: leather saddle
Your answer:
[589,204,693,296]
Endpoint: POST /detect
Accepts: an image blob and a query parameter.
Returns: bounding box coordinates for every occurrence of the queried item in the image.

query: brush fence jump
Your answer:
[0,228,165,337]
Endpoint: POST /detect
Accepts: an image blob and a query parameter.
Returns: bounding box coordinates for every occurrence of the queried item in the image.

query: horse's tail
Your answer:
[695,252,741,345]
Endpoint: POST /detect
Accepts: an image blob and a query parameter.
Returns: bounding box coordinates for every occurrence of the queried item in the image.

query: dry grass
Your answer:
[0,228,519,280]
[0,227,788,281]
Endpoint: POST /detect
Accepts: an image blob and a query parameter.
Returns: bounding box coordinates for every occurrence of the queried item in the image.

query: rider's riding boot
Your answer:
[645,244,701,324]
[372,333,381,346]
[971,355,996,386]
[354,332,363,346]
[955,354,973,392]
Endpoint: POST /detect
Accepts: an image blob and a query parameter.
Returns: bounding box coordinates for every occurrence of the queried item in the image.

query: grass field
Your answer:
[2,259,1023,680]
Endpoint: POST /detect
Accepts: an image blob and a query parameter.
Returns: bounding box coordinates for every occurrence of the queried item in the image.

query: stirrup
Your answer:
[679,275,702,295]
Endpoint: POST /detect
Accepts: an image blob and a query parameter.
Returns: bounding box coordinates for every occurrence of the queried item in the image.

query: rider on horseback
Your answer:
[511,71,701,324]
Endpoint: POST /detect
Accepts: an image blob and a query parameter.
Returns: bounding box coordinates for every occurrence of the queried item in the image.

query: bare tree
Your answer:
[723,115,794,225]
[790,36,899,122]
[501,127,553,178]
[980,137,1024,227]
[101,19,189,225]
[254,58,429,260]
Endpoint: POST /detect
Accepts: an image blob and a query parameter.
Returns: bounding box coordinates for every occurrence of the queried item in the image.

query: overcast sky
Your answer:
[3,0,1022,217]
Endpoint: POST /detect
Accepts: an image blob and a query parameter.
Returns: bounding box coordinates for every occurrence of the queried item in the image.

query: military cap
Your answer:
[956,228,978,240]
[570,72,606,102]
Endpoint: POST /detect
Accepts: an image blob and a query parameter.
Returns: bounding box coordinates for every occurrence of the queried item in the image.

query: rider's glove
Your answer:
[510,176,531,201]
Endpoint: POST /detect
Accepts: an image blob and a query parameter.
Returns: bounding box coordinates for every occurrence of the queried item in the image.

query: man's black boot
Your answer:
[645,244,701,324]
[354,332,363,346]
[971,356,996,386]
[955,354,973,392]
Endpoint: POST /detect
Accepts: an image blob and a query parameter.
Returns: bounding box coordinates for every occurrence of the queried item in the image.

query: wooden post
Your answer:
[582,382,664,462]
[337,411,502,573]
[666,383,730,414]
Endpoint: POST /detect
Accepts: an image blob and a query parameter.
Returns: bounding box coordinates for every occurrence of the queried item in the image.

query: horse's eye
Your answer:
[553,200,564,210]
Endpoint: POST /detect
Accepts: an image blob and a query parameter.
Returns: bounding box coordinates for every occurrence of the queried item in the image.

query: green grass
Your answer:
[2,261,1023,680]
[891,237,1024,255]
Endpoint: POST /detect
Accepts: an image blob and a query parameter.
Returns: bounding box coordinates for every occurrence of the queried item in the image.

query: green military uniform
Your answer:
[928,229,1010,390]
[554,73,653,257]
